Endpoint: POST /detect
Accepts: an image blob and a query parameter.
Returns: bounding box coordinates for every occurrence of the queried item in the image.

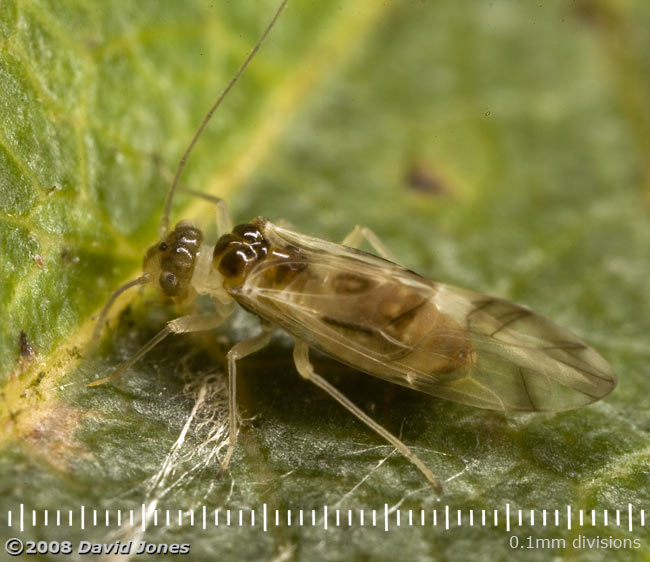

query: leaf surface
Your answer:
[2,1,650,560]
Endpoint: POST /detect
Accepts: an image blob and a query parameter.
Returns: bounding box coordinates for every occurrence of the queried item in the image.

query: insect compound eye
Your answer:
[160,270,180,295]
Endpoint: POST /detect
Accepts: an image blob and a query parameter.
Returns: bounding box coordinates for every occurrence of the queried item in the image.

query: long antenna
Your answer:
[159,0,288,238]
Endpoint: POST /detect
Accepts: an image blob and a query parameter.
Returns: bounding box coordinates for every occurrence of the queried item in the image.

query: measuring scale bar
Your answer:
[4,503,644,533]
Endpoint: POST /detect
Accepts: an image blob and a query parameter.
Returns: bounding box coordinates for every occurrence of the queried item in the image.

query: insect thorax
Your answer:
[212,217,307,290]
[143,221,203,302]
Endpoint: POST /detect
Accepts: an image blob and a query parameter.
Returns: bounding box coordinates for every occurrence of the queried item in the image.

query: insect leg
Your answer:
[221,323,274,472]
[341,225,402,265]
[87,274,151,355]
[154,158,233,236]
[88,312,231,387]
[292,340,442,491]
[178,187,233,237]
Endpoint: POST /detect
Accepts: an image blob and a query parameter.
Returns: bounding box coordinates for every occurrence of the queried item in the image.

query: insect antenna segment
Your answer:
[158,0,289,239]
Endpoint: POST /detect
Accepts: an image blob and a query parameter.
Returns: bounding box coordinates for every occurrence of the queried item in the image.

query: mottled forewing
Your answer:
[423,285,617,410]
[234,223,616,412]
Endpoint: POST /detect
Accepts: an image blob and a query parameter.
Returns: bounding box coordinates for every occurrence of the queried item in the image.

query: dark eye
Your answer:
[160,270,179,295]
[158,242,168,251]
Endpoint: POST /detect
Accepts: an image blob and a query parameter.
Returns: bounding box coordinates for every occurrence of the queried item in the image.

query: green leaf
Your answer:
[2,0,650,560]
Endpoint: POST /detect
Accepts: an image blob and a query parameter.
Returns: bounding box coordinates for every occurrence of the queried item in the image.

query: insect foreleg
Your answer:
[341,225,402,265]
[87,274,152,355]
[221,322,274,473]
[292,340,442,492]
[88,313,231,388]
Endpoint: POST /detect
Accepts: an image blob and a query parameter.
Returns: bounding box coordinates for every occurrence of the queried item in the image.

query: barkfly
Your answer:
[88,1,617,492]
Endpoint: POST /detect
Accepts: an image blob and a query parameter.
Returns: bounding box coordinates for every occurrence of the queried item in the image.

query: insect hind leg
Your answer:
[341,225,401,265]
[292,340,442,492]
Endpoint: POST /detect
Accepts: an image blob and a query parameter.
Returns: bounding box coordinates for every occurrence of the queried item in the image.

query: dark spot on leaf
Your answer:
[405,161,449,196]
[19,331,34,359]
[29,371,45,389]
[571,0,617,28]
[60,247,79,264]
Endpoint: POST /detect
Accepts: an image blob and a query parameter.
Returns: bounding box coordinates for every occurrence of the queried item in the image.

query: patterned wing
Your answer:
[412,284,617,411]
[233,222,617,412]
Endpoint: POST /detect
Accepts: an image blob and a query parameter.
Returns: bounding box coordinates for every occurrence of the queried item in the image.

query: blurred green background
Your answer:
[1,0,650,560]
